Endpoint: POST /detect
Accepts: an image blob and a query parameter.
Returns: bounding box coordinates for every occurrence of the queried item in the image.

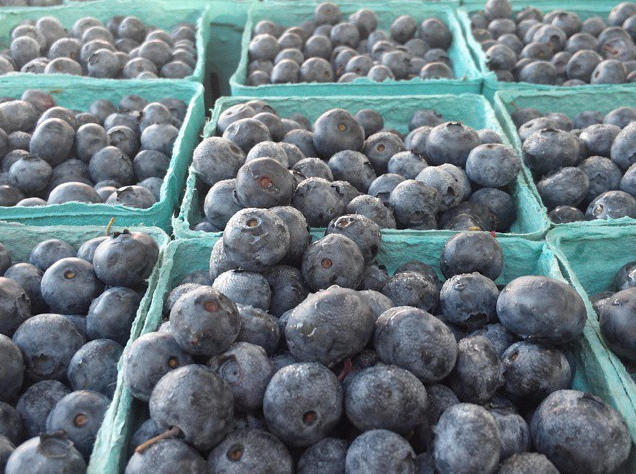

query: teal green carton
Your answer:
[458,1,631,99]
[0,76,205,232]
[548,224,636,471]
[0,220,170,474]
[173,93,549,240]
[0,0,210,85]
[128,234,635,472]
[493,85,636,230]
[229,1,482,97]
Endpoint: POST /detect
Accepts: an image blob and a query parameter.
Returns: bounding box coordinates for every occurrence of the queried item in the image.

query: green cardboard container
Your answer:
[493,85,636,230]
[120,233,636,473]
[548,224,636,472]
[458,0,633,99]
[0,220,170,474]
[0,0,211,85]
[173,93,549,240]
[229,1,482,97]
[0,76,205,231]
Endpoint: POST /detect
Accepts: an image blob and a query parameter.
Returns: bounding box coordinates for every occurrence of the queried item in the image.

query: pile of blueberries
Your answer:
[1,15,197,78]
[246,2,456,85]
[592,261,636,382]
[120,222,631,474]
[0,89,188,209]
[513,105,636,223]
[0,229,159,473]
[192,99,522,233]
[471,0,636,85]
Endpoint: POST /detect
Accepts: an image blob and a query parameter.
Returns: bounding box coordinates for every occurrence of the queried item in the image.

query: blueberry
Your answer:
[0,244,10,276]
[169,285,240,356]
[573,111,604,130]
[300,57,334,83]
[498,453,559,474]
[89,146,134,186]
[325,214,381,263]
[287,287,373,366]
[298,437,348,474]
[5,433,86,474]
[48,180,102,205]
[29,118,74,168]
[223,118,272,154]
[0,277,31,337]
[0,334,22,403]
[611,122,636,171]
[93,230,159,288]
[293,177,347,227]
[345,364,427,433]
[548,205,584,223]
[363,132,406,175]
[208,342,274,412]
[150,365,233,451]
[263,362,342,447]
[433,403,500,474]
[302,234,365,290]
[599,288,636,362]
[469,323,515,358]
[45,390,110,458]
[374,307,457,383]
[292,158,332,182]
[125,439,206,474]
[207,428,293,474]
[586,190,636,219]
[327,150,376,192]
[501,341,571,407]
[448,335,503,403]
[4,263,45,314]
[264,265,309,317]
[270,59,299,83]
[268,206,310,266]
[497,276,586,344]
[346,429,416,474]
[0,435,12,472]
[590,59,627,83]
[388,179,441,229]
[29,239,74,272]
[213,269,271,310]
[487,408,531,460]
[355,109,383,138]
[357,290,391,321]
[223,208,290,272]
[439,272,499,330]
[511,108,543,129]
[67,339,123,398]
[531,390,631,474]
[441,231,503,280]
[469,188,516,231]
[380,271,440,312]
[209,240,239,281]
[86,287,141,345]
[283,129,318,158]
[217,104,256,135]
[313,109,364,159]
[537,167,590,210]
[235,158,294,208]
[192,137,244,187]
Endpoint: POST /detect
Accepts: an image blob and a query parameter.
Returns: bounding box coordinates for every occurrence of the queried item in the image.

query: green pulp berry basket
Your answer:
[173,93,549,240]
[458,0,636,99]
[548,224,636,472]
[0,220,170,474]
[493,85,636,230]
[229,0,483,97]
[115,232,636,473]
[0,76,205,232]
[0,0,211,85]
